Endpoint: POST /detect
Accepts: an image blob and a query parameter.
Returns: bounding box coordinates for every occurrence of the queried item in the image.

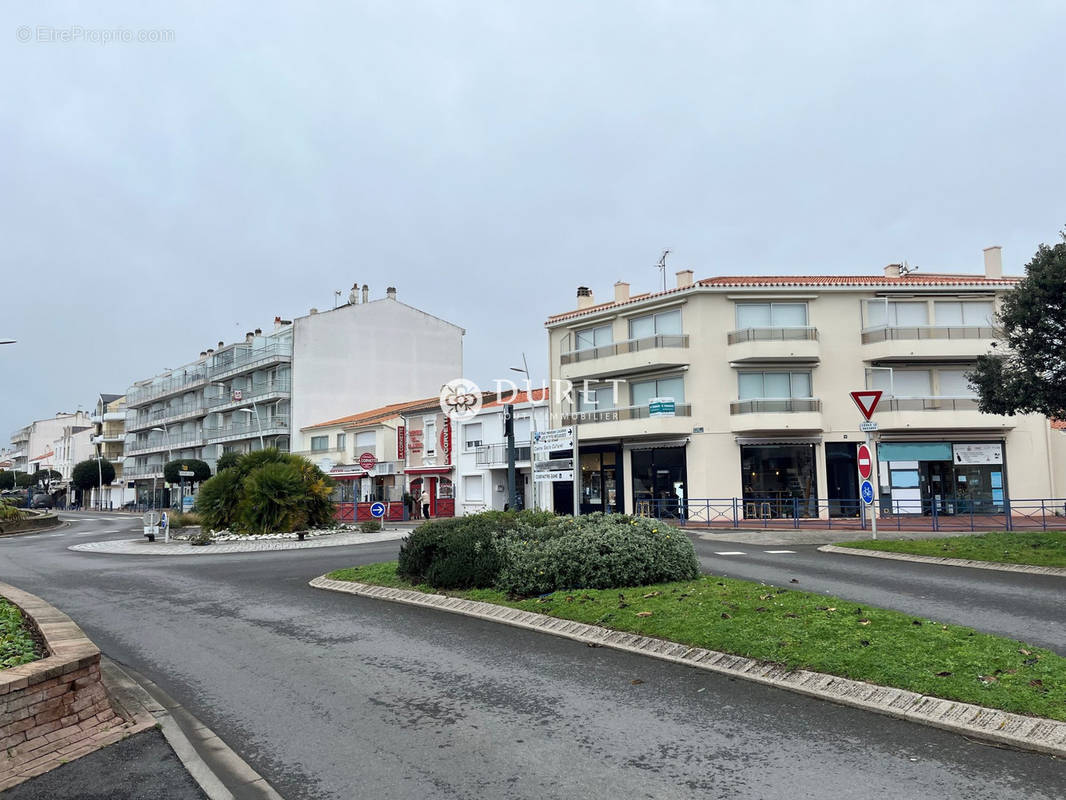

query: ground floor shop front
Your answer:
[559,428,1052,521]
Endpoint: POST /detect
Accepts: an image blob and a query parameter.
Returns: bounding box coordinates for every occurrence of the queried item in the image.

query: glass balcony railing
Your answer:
[729,398,821,414]
[560,334,689,365]
[562,403,692,425]
[205,380,292,409]
[878,397,980,411]
[203,416,290,441]
[861,325,995,344]
[475,443,532,466]
[727,327,818,344]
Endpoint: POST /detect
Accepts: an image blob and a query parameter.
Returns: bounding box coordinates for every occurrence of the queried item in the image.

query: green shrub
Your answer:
[0,598,41,668]
[0,504,23,522]
[496,513,700,596]
[194,467,243,531]
[188,528,213,546]
[359,519,382,533]
[170,511,202,528]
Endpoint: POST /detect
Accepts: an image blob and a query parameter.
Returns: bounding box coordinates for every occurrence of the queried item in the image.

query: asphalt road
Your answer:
[0,513,1062,800]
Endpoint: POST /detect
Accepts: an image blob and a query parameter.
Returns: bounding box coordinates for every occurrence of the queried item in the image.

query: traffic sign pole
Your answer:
[867,431,877,540]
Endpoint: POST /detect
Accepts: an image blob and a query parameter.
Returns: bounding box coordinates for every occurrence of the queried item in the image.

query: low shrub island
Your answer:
[396,511,699,593]
[0,598,42,669]
[359,519,382,533]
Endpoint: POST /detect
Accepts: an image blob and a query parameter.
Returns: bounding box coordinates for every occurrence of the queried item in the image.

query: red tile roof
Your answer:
[546,273,1018,323]
[1052,419,1066,431]
[303,397,440,431]
[481,388,549,409]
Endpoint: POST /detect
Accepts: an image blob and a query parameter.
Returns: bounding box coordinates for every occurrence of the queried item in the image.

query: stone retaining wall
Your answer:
[0,511,61,536]
[0,582,126,789]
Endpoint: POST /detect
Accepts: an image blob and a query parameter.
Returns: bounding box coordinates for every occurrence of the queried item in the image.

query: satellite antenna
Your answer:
[657,249,671,291]
[899,260,919,276]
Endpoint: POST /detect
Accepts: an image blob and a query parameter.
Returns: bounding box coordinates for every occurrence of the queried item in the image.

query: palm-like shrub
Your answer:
[194,449,334,534]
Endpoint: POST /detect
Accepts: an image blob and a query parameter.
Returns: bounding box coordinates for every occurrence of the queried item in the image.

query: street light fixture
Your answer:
[0,339,15,345]
[236,407,265,450]
[150,426,172,511]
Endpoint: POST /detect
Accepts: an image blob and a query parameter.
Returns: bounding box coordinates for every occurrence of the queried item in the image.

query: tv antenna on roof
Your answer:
[899,260,919,276]
[657,249,671,291]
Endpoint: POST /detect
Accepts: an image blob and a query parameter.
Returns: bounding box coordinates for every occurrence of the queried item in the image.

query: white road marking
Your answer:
[102,530,120,534]
[714,551,747,556]
[764,550,796,554]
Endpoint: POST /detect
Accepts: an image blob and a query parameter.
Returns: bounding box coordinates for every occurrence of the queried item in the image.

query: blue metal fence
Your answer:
[636,497,1066,532]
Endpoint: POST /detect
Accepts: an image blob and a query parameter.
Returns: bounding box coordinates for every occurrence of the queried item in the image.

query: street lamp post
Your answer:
[509,353,540,510]
[151,425,172,510]
[236,406,265,450]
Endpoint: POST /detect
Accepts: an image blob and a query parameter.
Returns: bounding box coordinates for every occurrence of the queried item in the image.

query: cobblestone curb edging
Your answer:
[0,582,156,791]
[310,575,1066,759]
[818,544,1066,577]
[68,529,408,556]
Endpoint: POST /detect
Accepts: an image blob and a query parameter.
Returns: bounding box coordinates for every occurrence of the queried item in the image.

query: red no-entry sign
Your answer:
[857,443,873,480]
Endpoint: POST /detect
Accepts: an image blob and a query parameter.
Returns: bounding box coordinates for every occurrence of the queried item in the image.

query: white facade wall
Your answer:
[290,296,463,451]
[454,399,550,515]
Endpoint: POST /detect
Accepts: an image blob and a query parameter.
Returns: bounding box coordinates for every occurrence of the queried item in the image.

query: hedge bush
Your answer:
[396,510,699,595]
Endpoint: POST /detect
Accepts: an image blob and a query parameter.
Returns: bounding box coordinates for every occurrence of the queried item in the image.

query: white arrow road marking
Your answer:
[714,551,747,555]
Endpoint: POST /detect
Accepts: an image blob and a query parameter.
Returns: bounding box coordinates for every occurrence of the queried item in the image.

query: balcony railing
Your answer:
[203,416,290,441]
[126,403,206,432]
[475,443,532,466]
[562,402,692,425]
[560,334,689,365]
[127,369,209,406]
[124,435,205,456]
[861,325,996,344]
[878,397,981,412]
[209,342,292,381]
[730,398,822,414]
[727,327,818,344]
[206,380,292,409]
[123,465,165,479]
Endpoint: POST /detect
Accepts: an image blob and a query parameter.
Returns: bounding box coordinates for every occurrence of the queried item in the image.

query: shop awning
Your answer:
[624,438,690,451]
[329,466,368,478]
[404,466,452,475]
[734,436,822,445]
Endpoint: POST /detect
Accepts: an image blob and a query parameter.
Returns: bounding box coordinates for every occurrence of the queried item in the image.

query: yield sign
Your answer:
[856,443,873,480]
[850,390,882,420]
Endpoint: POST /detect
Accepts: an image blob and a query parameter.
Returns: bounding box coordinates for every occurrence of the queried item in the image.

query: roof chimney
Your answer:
[254,328,262,335]
[614,282,630,303]
[983,246,1003,279]
[362,285,369,304]
[386,286,397,300]
[884,264,902,278]
[274,315,283,330]
[199,351,207,358]
[218,341,224,348]
[309,308,318,315]
[206,348,215,355]
[577,286,594,310]
[245,331,254,343]
[349,283,359,304]
[676,269,694,288]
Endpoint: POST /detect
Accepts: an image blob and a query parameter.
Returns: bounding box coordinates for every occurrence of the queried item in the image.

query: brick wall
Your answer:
[0,583,124,788]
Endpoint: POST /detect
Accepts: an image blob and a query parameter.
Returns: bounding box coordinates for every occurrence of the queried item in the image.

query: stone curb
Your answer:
[67,529,408,556]
[818,544,1066,577]
[309,575,1066,759]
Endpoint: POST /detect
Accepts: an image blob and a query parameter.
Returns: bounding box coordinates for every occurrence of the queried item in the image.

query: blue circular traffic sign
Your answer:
[369,502,386,518]
[860,480,874,505]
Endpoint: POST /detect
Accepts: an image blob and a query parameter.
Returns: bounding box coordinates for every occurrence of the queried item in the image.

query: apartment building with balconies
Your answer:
[8,412,92,479]
[87,393,132,508]
[123,323,294,504]
[546,246,1055,521]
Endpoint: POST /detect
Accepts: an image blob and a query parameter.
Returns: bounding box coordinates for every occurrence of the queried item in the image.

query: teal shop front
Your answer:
[876,440,1006,515]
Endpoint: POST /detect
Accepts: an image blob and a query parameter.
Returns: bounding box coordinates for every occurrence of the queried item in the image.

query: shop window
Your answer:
[310,436,328,452]
[575,324,613,351]
[740,444,818,518]
[864,300,928,328]
[735,303,807,329]
[738,371,811,400]
[629,309,682,339]
[631,376,685,407]
[631,447,686,518]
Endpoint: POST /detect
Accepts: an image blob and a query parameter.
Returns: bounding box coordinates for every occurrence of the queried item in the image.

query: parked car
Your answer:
[30,493,55,509]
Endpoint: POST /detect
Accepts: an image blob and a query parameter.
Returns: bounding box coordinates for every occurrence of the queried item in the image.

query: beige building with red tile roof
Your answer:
[545,247,1062,521]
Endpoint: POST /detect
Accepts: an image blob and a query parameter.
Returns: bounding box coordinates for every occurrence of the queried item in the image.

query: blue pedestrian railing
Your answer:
[634,497,1066,532]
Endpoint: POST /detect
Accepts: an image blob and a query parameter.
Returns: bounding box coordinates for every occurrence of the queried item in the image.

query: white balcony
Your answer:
[861,326,996,361]
[873,397,1016,431]
[727,327,819,363]
[559,335,690,380]
[728,398,823,433]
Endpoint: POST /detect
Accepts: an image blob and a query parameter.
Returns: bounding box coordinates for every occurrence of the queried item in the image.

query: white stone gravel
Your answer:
[69,529,408,555]
[310,574,1066,759]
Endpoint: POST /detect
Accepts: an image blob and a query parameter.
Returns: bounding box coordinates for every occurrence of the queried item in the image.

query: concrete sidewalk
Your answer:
[70,527,409,556]
[686,526,987,546]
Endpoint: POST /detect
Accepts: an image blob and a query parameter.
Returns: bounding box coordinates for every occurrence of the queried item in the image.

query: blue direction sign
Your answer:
[860,480,874,505]
[369,501,386,518]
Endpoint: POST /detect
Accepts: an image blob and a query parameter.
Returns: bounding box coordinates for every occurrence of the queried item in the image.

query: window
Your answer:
[310,436,329,452]
[735,303,808,329]
[934,301,994,327]
[464,422,483,450]
[629,309,682,339]
[424,420,436,454]
[631,376,685,407]
[865,300,928,327]
[891,370,932,397]
[336,433,346,450]
[738,371,812,399]
[574,324,613,351]
[578,385,618,412]
[463,474,484,503]
[937,369,974,397]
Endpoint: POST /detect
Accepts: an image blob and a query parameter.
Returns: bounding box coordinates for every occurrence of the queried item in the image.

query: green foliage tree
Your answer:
[0,471,14,491]
[163,459,211,485]
[970,231,1066,417]
[215,452,240,472]
[15,473,39,489]
[71,459,115,491]
[193,449,334,534]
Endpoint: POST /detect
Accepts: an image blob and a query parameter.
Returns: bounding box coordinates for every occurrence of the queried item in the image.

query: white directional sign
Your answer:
[533,457,574,483]
[532,427,574,454]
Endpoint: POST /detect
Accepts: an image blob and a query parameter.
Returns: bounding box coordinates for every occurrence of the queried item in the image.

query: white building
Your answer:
[9,412,92,478]
[454,390,551,515]
[290,285,464,450]
[51,425,95,505]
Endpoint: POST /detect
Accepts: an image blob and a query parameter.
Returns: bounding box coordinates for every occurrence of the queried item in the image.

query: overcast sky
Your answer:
[3,1,1065,440]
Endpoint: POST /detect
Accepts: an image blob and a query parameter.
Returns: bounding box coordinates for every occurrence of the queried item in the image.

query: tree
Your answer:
[164,459,211,485]
[0,471,13,491]
[15,473,39,489]
[71,459,116,491]
[216,452,240,472]
[970,230,1066,417]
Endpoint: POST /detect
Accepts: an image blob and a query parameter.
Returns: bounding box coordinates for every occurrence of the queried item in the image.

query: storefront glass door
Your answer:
[631,447,687,517]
